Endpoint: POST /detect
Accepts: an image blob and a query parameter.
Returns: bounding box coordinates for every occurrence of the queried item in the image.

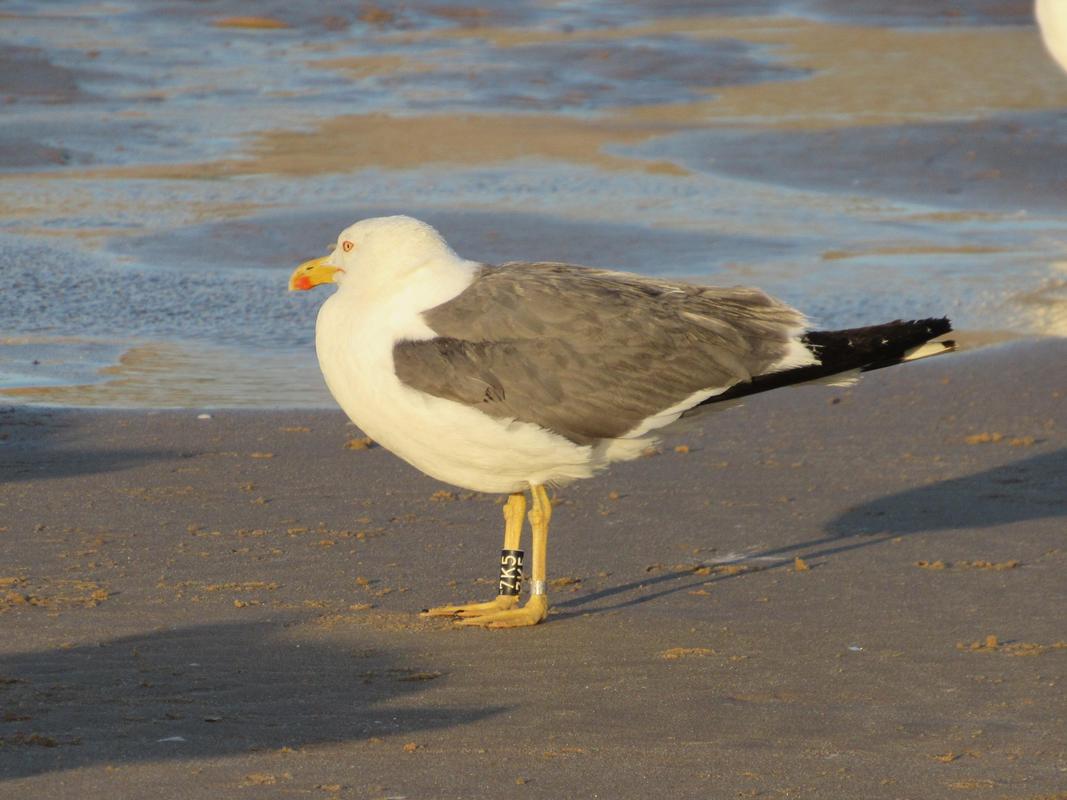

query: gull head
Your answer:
[289,215,457,293]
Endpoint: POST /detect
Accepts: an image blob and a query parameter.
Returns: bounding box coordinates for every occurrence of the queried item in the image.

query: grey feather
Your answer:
[393,262,806,444]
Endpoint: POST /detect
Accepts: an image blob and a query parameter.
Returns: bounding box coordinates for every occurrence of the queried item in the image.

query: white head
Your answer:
[289,215,459,296]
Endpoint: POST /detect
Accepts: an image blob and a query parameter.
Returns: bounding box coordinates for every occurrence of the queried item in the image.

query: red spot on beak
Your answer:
[293,275,313,291]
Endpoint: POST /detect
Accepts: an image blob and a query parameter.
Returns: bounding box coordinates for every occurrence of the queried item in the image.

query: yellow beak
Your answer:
[289,256,343,291]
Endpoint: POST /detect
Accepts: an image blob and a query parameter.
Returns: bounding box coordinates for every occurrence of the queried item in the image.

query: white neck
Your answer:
[338,254,480,317]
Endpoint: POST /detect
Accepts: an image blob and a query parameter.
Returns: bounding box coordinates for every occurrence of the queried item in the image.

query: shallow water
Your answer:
[1,0,1065,407]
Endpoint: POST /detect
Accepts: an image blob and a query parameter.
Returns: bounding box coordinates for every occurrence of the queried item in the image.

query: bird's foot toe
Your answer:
[454,596,548,629]
[420,594,519,619]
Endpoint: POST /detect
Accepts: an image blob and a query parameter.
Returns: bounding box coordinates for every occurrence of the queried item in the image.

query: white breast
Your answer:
[314,267,599,494]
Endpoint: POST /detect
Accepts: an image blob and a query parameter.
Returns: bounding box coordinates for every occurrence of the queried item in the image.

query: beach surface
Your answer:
[3,2,1067,796]
[2,338,1065,799]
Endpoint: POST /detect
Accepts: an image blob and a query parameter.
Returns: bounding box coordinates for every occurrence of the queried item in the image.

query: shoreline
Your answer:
[0,328,1036,411]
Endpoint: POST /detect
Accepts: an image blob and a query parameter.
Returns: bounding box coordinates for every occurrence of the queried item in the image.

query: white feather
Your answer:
[1038,0,1067,73]
[902,341,955,362]
[771,329,819,372]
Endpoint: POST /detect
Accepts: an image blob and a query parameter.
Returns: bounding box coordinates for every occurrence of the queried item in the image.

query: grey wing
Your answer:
[394,334,742,444]
[393,263,808,444]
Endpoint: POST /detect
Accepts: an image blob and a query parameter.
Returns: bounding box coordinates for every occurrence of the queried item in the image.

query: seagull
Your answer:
[1037,0,1067,73]
[289,216,954,628]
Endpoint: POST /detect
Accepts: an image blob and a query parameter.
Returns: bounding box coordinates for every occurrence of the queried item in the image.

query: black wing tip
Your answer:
[849,316,953,336]
[706,315,956,405]
[920,316,953,337]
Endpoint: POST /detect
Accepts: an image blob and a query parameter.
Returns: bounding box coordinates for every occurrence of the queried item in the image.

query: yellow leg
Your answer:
[421,492,526,618]
[457,484,551,629]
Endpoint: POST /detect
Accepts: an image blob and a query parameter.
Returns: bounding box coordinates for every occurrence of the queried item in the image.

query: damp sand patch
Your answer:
[0,341,329,409]
[40,114,689,180]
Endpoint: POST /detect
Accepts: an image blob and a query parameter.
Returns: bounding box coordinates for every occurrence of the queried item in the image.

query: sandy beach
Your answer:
[3,1,1067,796]
[2,338,1065,798]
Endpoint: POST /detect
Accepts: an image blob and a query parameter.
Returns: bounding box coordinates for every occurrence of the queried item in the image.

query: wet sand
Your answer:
[4,3,1067,408]
[641,111,1067,213]
[2,338,1065,798]
[50,112,689,181]
[28,18,1067,181]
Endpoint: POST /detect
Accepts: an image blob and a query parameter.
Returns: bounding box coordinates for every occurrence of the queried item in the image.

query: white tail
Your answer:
[902,340,957,363]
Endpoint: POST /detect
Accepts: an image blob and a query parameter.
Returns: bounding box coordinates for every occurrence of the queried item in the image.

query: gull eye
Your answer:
[342,240,354,253]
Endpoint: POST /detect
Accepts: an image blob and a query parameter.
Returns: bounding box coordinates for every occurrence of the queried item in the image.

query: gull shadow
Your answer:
[0,407,177,483]
[825,447,1067,538]
[0,620,503,779]
[556,448,1067,617]
[0,447,178,484]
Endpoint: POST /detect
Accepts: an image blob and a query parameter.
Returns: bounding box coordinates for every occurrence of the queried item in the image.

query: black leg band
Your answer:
[498,549,525,596]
